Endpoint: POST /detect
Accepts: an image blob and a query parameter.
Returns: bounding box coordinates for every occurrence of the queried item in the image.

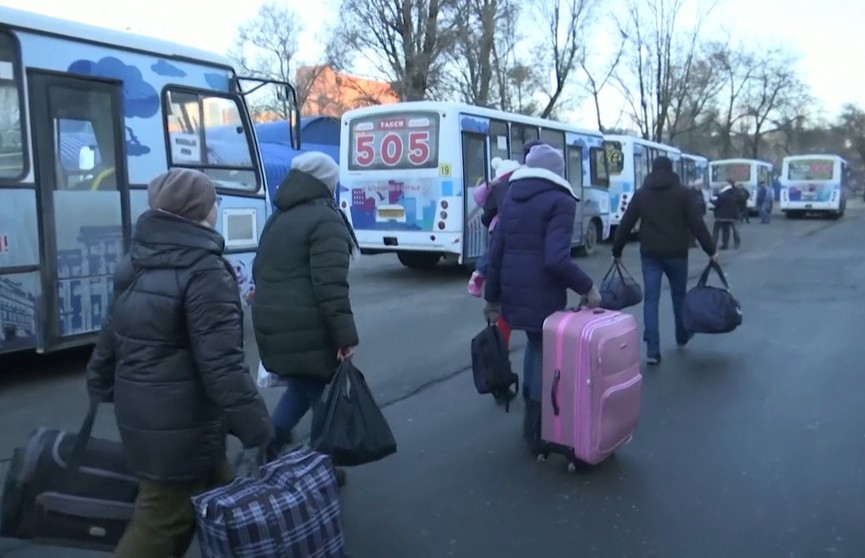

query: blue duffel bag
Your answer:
[682,261,743,334]
[599,261,643,310]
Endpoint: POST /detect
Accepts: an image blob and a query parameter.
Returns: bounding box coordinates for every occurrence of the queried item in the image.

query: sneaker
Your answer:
[467,271,484,297]
[646,355,661,366]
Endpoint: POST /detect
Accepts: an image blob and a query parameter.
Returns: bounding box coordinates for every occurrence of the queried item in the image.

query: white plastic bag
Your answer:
[256,361,288,388]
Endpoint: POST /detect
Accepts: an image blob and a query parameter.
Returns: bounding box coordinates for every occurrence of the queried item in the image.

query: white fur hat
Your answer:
[491,157,521,180]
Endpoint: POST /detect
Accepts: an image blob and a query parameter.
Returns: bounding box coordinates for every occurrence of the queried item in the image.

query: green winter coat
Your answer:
[252,170,359,381]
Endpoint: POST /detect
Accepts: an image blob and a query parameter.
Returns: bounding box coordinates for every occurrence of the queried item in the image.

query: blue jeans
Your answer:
[759,204,771,223]
[523,331,543,402]
[641,257,689,357]
[271,377,327,444]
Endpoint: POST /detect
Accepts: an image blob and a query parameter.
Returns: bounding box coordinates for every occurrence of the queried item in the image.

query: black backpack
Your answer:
[471,323,519,411]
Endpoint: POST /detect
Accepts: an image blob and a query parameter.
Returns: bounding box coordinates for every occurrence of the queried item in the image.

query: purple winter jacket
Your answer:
[483,167,594,332]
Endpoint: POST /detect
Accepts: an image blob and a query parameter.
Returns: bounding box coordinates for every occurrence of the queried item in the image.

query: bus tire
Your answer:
[577,219,601,257]
[397,251,440,270]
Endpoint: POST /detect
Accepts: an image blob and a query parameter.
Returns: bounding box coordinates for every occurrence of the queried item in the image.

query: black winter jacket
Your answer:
[252,170,359,382]
[86,210,274,483]
[613,168,716,259]
[712,186,742,220]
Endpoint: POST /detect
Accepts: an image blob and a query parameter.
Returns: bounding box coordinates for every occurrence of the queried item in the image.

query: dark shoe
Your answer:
[523,400,542,453]
[334,467,347,488]
[266,429,294,462]
[677,332,694,349]
[646,355,661,366]
[719,246,729,250]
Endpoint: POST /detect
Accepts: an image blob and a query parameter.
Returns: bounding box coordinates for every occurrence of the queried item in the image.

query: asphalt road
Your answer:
[1,205,862,557]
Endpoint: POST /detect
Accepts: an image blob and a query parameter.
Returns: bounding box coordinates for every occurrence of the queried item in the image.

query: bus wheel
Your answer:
[578,219,600,256]
[397,251,440,270]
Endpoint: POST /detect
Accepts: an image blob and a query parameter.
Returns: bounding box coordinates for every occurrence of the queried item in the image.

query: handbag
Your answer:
[599,261,644,310]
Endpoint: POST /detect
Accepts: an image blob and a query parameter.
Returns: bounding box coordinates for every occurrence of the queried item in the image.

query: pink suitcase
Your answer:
[540,307,642,469]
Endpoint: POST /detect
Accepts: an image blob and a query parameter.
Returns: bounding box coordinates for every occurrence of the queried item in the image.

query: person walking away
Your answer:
[687,181,707,248]
[85,169,275,558]
[483,143,602,449]
[737,183,750,223]
[611,156,717,365]
[711,180,742,250]
[757,180,773,224]
[252,151,359,486]
[467,157,522,296]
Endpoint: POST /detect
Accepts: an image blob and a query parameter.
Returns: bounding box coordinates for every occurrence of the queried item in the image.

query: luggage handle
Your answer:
[602,260,634,284]
[698,260,730,289]
[66,398,100,472]
[551,369,561,417]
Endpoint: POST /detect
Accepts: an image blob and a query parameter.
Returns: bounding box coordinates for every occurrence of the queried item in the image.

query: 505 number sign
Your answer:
[353,130,433,168]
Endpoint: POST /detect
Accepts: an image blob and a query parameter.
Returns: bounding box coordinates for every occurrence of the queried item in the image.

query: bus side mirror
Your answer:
[289,106,301,150]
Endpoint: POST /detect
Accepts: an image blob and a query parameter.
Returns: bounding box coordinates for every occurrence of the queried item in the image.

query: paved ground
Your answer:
[2,206,863,557]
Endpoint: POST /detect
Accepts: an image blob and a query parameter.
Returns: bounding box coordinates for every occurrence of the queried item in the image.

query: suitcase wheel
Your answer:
[536,454,548,463]
[567,461,578,474]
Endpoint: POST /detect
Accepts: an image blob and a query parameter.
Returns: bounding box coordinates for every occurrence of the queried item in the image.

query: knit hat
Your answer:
[147,168,217,222]
[292,151,339,192]
[652,156,674,172]
[491,157,521,180]
[523,139,546,162]
[525,144,565,178]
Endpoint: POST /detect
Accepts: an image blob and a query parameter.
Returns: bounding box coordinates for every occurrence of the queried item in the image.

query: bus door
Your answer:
[460,131,488,261]
[28,72,130,351]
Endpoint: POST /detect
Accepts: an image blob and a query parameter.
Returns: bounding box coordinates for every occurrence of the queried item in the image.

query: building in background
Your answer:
[296,65,398,118]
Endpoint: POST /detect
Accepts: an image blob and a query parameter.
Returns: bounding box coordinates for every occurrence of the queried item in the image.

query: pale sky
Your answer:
[1,0,862,129]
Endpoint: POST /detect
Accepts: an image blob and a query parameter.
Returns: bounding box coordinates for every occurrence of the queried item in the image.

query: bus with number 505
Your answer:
[337,101,611,270]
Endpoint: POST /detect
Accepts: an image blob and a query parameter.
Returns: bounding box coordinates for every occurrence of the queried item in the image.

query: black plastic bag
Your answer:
[599,261,644,310]
[311,359,397,467]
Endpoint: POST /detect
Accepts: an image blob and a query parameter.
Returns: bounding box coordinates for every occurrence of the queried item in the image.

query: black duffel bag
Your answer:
[682,261,743,334]
[599,260,644,310]
[0,399,138,551]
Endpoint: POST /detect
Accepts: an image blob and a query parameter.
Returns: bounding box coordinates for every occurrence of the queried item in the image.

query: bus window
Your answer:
[489,120,509,163]
[590,147,608,188]
[461,132,488,194]
[604,141,624,175]
[634,150,647,188]
[540,128,565,152]
[0,31,25,180]
[566,146,583,190]
[163,88,258,192]
[510,123,538,161]
[758,165,769,183]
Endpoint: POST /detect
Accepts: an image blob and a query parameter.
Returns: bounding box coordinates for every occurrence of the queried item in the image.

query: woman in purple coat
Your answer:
[482,143,601,451]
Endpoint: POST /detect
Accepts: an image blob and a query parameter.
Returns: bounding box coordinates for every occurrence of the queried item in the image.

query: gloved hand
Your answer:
[581,285,602,309]
[483,301,501,323]
[234,445,267,478]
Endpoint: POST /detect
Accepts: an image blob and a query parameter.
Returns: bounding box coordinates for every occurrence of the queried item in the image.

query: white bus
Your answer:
[708,158,773,214]
[680,153,711,206]
[779,154,848,219]
[0,8,301,355]
[603,134,682,233]
[338,101,611,269]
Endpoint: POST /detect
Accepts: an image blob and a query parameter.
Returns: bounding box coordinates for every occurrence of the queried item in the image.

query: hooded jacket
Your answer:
[252,169,359,381]
[484,167,594,332]
[612,157,715,259]
[86,210,274,483]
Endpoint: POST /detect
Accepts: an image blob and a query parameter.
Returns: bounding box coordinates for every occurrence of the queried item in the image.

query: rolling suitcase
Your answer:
[0,400,139,551]
[539,307,642,470]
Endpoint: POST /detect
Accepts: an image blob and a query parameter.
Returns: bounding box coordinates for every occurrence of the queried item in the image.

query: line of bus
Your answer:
[779,154,848,219]
[708,158,773,215]
[0,8,301,356]
[337,101,612,269]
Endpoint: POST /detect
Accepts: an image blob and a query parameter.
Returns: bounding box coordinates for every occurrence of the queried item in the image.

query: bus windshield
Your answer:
[788,159,834,181]
[347,111,439,171]
[604,141,624,175]
[0,31,24,179]
[711,163,750,183]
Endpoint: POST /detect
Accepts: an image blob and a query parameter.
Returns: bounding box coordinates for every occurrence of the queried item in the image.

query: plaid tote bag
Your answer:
[192,446,346,558]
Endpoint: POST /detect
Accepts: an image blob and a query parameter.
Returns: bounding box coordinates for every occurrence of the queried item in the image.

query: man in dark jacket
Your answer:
[711,180,743,249]
[86,169,274,558]
[484,143,601,451]
[252,152,359,481]
[612,156,716,365]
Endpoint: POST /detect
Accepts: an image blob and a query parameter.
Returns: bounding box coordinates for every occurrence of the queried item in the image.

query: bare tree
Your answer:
[706,42,759,156]
[665,42,726,142]
[231,1,331,118]
[334,0,459,101]
[835,104,865,167]
[614,0,715,142]
[579,26,626,131]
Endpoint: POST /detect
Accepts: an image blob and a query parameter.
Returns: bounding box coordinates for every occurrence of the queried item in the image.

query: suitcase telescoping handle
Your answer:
[66,398,100,472]
[551,369,561,416]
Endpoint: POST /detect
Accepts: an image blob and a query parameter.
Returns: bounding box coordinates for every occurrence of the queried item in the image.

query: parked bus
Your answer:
[779,154,848,219]
[0,8,301,355]
[603,134,682,234]
[708,158,772,215]
[338,101,611,269]
[680,153,711,206]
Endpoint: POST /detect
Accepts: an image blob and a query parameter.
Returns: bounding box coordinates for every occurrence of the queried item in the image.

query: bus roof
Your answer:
[1,7,236,70]
[682,153,709,162]
[782,153,847,164]
[603,134,682,153]
[341,101,603,138]
[710,158,773,166]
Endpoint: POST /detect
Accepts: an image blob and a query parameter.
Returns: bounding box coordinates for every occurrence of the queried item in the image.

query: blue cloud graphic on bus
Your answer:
[68,57,159,119]
[204,72,229,91]
[125,126,150,156]
[151,60,187,77]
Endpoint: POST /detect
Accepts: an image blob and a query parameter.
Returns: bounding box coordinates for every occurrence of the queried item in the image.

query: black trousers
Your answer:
[712,220,740,248]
